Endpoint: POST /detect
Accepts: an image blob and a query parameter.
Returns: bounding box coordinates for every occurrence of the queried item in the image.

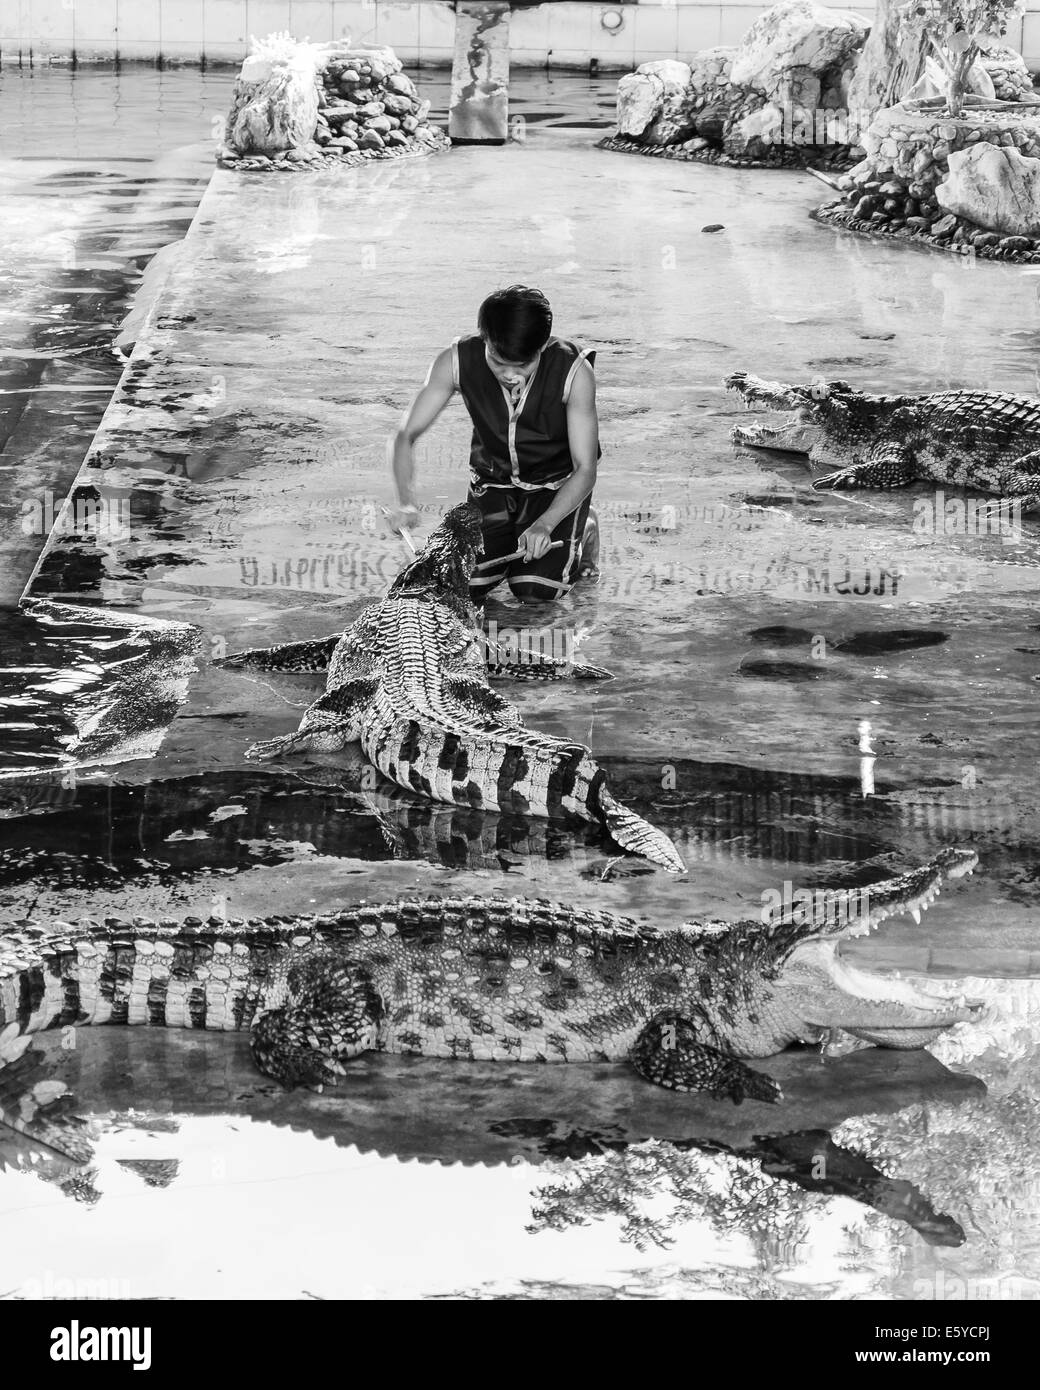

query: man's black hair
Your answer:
[477,285,553,363]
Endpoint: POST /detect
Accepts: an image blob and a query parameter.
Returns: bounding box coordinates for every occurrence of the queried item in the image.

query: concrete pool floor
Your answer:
[3,114,1040,1299]
[9,129,1040,965]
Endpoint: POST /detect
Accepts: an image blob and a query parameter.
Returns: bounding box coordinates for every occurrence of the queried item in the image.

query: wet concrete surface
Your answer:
[6,131,1040,966]
[1,70,1039,1299]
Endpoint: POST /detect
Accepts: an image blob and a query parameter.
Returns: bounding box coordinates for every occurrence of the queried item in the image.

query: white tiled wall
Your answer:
[1,0,1036,71]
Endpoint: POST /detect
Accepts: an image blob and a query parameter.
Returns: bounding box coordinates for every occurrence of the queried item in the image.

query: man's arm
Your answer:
[519,359,599,559]
[389,348,456,530]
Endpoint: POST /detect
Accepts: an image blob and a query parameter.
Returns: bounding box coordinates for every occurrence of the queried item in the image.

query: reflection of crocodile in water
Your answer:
[221,502,684,873]
[727,371,1040,508]
[0,849,982,1158]
[0,755,1018,894]
[0,1009,981,1248]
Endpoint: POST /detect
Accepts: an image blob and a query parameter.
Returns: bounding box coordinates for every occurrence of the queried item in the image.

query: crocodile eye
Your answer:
[810,380,830,402]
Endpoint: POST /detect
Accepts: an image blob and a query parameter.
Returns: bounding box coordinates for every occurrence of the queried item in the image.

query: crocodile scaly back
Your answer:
[239,504,685,872]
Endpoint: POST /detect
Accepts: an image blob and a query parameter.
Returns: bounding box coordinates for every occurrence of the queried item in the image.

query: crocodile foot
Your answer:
[250,953,382,1090]
[630,1011,782,1104]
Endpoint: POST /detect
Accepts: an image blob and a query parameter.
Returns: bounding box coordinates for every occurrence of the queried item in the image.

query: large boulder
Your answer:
[936,142,1040,237]
[226,35,321,155]
[617,60,695,144]
[688,47,736,97]
[729,1,868,100]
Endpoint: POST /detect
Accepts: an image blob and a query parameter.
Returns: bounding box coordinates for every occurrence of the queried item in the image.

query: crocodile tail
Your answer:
[596,788,686,873]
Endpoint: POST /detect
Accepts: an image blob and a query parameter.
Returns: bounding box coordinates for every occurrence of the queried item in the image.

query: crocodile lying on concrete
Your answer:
[220,502,683,873]
[0,848,982,1156]
[725,372,1040,508]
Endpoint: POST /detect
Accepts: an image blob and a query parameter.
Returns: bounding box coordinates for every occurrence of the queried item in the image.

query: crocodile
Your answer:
[725,371,1040,508]
[220,502,685,873]
[0,848,983,1157]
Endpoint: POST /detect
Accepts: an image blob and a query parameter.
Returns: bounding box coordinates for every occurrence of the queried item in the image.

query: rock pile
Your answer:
[982,44,1036,103]
[814,102,1040,261]
[603,1,867,168]
[219,36,448,172]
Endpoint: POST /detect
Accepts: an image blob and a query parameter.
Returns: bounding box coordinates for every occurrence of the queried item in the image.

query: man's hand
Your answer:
[518,522,554,561]
[388,504,420,535]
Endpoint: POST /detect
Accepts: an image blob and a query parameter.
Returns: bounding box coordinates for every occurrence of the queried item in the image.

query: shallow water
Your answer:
[0,67,1039,1301]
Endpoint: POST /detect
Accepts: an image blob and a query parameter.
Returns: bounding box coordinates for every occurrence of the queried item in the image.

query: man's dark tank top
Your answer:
[451,333,599,491]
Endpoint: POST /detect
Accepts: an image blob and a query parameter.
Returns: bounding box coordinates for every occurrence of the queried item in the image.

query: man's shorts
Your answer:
[467,484,591,603]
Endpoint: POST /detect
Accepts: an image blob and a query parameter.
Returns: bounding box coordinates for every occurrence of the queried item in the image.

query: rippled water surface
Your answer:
[0,66,1039,1301]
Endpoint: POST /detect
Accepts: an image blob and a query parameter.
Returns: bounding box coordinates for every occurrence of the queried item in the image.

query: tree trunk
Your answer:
[846,0,931,122]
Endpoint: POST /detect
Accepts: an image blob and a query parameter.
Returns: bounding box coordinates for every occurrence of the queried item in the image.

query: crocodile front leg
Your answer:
[245,676,380,761]
[813,443,916,491]
[217,635,340,672]
[486,653,614,682]
[997,450,1040,514]
[629,1011,782,1104]
[250,954,384,1090]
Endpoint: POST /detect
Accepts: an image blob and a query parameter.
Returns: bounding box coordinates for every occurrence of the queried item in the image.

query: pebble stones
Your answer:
[595,133,856,172]
[817,107,1040,263]
[813,197,1040,263]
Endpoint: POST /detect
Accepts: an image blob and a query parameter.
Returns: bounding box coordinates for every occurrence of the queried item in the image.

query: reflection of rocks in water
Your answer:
[0,1136,102,1207]
[116,1158,180,1188]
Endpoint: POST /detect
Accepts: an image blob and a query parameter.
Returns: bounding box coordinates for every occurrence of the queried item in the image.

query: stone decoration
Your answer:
[730,0,869,110]
[936,141,1040,237]
[602,1,868,168]
[225,41,321,155]
[981,43,1036,102]
[617,60,697,143]
[219,34,448,171]
[813,101,1040,262]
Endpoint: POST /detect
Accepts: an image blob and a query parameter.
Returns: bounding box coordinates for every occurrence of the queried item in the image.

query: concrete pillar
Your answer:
[448,2,511,146]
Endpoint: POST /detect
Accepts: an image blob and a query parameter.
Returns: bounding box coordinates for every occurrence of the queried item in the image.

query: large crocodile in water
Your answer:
[0,848,982,1155]
[219,501,685,873]
[726,371,1040,508]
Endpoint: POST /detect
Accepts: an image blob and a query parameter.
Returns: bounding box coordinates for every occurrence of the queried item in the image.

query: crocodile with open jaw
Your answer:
[0,848,982,1155]
[725,371,1040,508]
[219,502,685,873]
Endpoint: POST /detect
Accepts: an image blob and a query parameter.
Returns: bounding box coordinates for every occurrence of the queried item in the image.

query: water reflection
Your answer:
[6,984,1040,1299]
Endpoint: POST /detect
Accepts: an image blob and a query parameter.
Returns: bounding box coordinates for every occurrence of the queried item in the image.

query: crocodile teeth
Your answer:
[910,907,922,924]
